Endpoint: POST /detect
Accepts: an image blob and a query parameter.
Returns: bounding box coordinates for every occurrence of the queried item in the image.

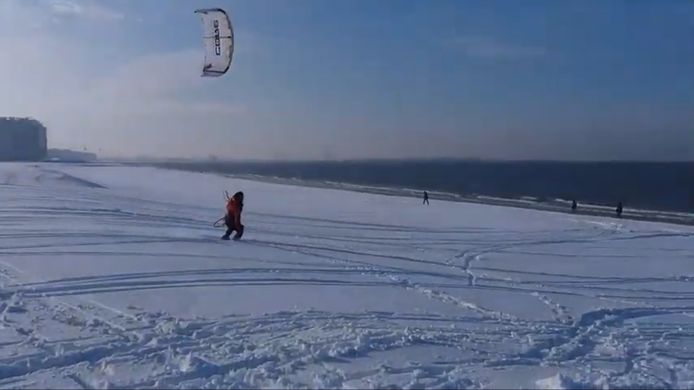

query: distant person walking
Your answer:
[616,201,623,218]
[423,191,429,205]
[571,200,578,212]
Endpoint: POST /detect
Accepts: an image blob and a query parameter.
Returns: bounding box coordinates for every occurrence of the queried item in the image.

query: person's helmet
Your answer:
[233,191,244,201]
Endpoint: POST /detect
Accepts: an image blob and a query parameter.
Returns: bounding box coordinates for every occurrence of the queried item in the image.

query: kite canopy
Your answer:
[194,8,234,77]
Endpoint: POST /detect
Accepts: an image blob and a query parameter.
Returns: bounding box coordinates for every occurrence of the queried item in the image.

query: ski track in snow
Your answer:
[1,163,694,389]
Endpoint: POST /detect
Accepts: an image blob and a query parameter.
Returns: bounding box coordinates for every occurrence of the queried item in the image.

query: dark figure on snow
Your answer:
[571,200,577,212]
[423,191,429,205]
[222,191,245,240]
[616,201,623,218]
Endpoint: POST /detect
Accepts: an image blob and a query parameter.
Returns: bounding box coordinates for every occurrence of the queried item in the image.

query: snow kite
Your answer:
[194,8,234,77]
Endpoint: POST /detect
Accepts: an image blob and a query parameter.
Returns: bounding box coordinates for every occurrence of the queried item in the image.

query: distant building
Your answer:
[0,117,48,161]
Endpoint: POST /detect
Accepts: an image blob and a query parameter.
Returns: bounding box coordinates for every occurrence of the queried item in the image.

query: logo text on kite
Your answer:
[213,20,221,56]
[195,7,232,77]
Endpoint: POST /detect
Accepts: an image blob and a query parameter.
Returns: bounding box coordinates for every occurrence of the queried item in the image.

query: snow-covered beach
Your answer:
[1,163,693,389]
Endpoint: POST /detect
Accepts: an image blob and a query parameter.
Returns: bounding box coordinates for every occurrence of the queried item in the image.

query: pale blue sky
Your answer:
[1,0,692,160]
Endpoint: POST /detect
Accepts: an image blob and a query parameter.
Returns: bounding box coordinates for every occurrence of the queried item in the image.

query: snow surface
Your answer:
[1,163,694,389]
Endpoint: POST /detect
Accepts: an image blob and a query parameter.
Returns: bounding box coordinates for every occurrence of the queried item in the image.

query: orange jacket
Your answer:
[226,198,242,229]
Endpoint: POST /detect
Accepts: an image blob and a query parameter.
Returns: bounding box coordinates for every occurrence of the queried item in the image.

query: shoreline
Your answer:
[145,164,694,228]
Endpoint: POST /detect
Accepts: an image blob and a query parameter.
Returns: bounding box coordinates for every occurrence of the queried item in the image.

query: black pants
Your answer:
[223,215,244,239]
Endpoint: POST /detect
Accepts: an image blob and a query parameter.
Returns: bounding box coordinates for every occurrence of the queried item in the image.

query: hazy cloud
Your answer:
[48,0,125,22]
[0,26,246,158]
[1,0,126,34]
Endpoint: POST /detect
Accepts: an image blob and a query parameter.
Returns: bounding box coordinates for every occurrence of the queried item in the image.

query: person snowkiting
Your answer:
[222,191,244,240]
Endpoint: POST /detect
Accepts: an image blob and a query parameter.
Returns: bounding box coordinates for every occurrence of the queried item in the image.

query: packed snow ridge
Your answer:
[1,163,693,389]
